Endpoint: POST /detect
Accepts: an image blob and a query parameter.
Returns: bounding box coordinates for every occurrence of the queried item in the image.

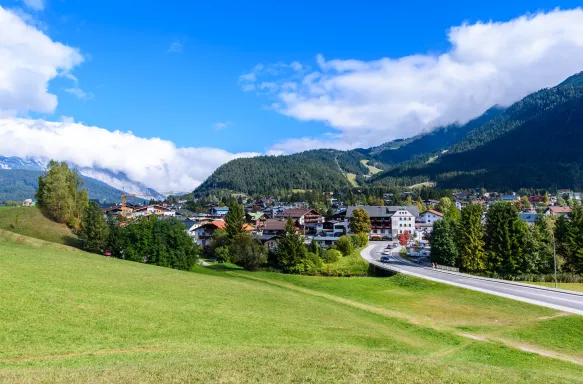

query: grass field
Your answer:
[0,206,78,247]
[345,172,359,187]
[360,159,383,175]
[1,233,583,382]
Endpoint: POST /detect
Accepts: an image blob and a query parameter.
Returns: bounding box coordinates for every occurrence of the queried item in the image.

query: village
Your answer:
[93,188,581,262]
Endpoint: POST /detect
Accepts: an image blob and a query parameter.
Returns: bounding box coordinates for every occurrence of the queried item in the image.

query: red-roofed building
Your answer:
[191,220,254,246]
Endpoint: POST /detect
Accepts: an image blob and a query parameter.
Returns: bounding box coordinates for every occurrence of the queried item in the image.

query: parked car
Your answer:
[104,250,112,257]
[380,256,390,263]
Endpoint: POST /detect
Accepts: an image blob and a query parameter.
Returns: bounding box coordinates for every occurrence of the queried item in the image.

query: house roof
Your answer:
[262,219,287,231]
[528,195,544,203]
[212,206,229,211]
[345,205,419,218]
[247,212,264,221]
[134,205,172,212]
[421,209,444,217]
[277,208,320,218]
[548,206,573,214]
[519,212,539,223]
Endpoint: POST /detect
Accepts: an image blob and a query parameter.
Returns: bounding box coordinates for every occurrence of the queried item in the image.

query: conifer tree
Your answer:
[458,204,485,272]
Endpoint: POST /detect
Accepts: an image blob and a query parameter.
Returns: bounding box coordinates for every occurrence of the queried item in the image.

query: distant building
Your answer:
[276,208,324,233]
[545,206,572,219]
[22,199,33,207]
[345,206,419,240]
[210,206,229,216]
[519,212,539,226]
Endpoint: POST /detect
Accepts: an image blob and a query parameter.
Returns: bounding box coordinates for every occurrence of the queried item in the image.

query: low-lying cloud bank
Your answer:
[241,8,583,153]
[0,118,259,191]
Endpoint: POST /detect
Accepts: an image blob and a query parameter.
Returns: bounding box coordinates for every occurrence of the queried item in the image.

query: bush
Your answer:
[357,232,369,247]
[323,249,342,263]
[305,252,323,272]
[336,236,354,256]
[214,246,230,263]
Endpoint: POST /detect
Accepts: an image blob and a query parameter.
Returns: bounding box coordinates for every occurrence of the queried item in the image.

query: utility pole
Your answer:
[552,230,557,289]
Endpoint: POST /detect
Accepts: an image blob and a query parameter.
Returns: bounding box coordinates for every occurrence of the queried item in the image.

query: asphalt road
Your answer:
[362,241,583,316]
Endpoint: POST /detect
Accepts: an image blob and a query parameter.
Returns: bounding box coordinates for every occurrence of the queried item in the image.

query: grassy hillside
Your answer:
[0,206,78,247]
[1,233,583,382]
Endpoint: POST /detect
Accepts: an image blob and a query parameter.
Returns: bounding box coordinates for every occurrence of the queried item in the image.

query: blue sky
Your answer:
[5,0,582,153]
[2,1,583,190]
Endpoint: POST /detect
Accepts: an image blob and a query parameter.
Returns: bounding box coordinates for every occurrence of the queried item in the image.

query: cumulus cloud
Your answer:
[21,0,44,11]
[0,7,256,192]
[0,6,83,115]
[244,8,583,153]
[0,118,259,191]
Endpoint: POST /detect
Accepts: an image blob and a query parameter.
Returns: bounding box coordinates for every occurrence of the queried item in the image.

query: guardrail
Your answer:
[435,264,459,272]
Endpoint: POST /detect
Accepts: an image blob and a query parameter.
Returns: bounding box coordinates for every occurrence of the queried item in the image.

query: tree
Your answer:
[230,232,267,271]
[561,206,583,273]
[458,204,485,272]
[336,236,354,256]
[225,201,245,240]
[430,217,458,267]
[36,160,89,227]
[79,202,109,254]
[275,217,307,273]
[437,197,452,213]
[520,196,531,210]
[349,208,371,234]
[542,192,550,205]
[322,249,342,263]
[485,202,528,275]
[523,216,554,274]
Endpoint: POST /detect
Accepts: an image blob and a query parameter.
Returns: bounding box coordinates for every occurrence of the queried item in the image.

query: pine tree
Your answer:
[429,216,458,267]
[225,200,245,240]
[79,202,110,254]
[458,204,485,272]
[276,217,307,273]
[485,202,527,275]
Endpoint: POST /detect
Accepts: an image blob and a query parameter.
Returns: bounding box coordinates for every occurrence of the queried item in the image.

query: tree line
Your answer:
[430,201,583,280]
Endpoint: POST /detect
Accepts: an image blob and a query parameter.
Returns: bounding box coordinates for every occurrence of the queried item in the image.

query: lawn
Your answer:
[360,159,383,175]
[345,172,359,187]
[0,206,79,247]
[1,232,582,383]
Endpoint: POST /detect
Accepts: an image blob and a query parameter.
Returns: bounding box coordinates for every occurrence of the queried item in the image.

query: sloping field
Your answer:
[0,232,582,383]
[0,206,78,246]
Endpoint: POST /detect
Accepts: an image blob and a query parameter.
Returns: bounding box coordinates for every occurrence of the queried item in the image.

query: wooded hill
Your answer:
[195,72,583,196]
[372,72,583,190]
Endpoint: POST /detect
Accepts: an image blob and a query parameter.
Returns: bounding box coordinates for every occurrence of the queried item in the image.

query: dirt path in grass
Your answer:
[232,272,583,367]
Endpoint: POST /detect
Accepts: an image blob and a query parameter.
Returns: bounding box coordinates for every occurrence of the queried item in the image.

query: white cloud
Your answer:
[65,87,94,100]
[255,8,583,153]
[241,84,256,92]
[0,118,259,191]
[239,72,256,82]
[167,41,182,53]
[213,121,232,130]
[0,6,83,115]
[21,0,44,11]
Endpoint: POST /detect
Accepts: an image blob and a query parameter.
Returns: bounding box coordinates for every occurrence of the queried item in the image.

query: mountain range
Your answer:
[195,71,583,196]
[0,156,163,203]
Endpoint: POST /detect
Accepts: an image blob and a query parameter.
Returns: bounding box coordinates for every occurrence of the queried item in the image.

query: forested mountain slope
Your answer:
[372,77,583,190]
[194,149,373,196]
[360,107,504,165]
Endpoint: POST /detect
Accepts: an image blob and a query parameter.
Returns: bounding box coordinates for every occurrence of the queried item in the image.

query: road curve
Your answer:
[362,242,583,316]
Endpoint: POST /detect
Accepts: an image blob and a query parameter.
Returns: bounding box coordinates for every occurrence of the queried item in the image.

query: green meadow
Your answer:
[0,211,582,383]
